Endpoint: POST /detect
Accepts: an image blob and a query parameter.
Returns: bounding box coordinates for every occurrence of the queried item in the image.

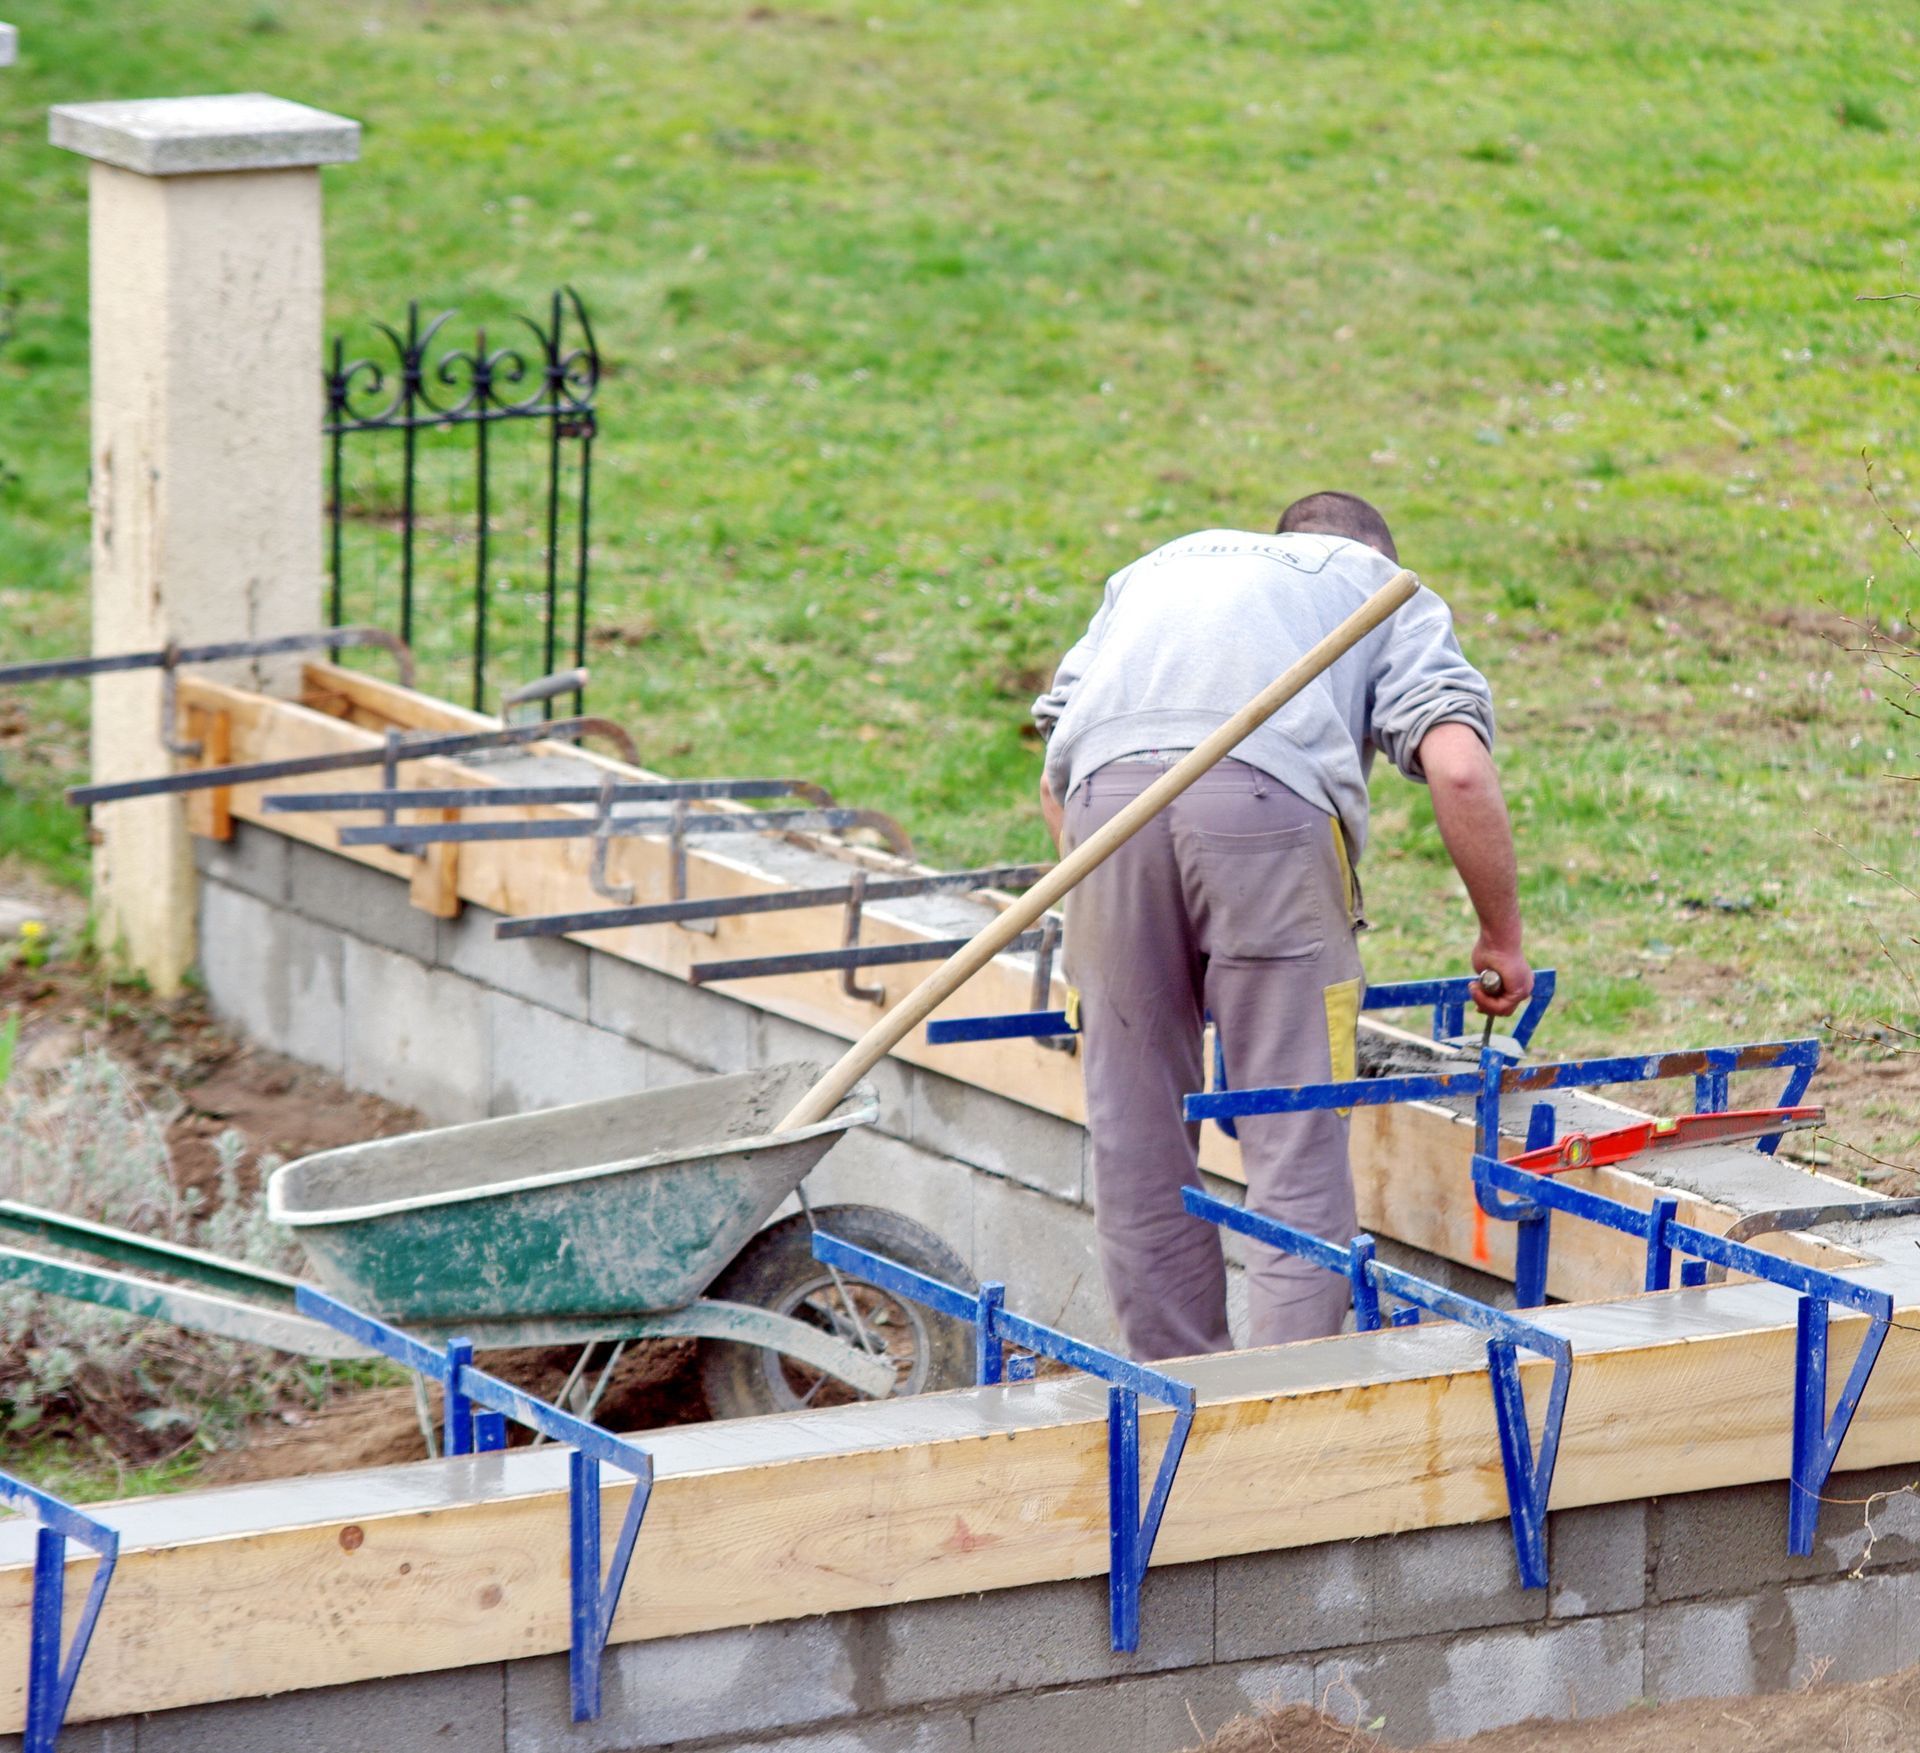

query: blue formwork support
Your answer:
[0,1472,119,1753]
[1181,1187,1572,1588]
[809,1231,1195,1652]
[928,968,1559,1057]
[296,1287,653,1722]
[1471,1154,1893,1557]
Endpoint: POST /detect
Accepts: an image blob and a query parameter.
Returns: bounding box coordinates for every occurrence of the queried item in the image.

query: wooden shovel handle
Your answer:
[777,568,1420,1132]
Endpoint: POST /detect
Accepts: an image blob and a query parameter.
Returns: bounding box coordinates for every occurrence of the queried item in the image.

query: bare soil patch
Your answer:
[1197,1663,1920,1752]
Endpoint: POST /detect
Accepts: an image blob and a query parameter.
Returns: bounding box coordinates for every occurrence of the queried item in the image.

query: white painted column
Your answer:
[49,94,358,992]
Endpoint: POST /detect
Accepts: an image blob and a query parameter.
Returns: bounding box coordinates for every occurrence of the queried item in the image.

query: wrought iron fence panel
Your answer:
[324,288,598,712]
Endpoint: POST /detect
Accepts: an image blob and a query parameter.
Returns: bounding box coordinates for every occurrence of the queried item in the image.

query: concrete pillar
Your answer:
[0,25,17,66]
[49,94,358,992]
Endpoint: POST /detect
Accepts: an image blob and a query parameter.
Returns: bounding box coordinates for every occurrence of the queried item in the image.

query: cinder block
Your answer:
[1646,1574,1899,1702]
[440,903,589,1019]
[1549,1501,1648,1619]
[971,1658,1310,1753]
[755,1010,915,1137]
[868,1562,1214,1709]
[787,1125,976,1273]
[137,1665,506,1753]
[0,1720,135,1753]
[1216,1540,1369,1661]
[643,1046,708,1089]
[342,939,490,1123]
[287,836,437,962]
[198,882,345,1075]
[1653,1466,1920,1602]
[910,1065,1086,1202]
[192,820,289,903]
[1368,1517,1547,1642]
[1318,1615,1644,1745]
[705,1714,974,1753]
[590,952,756,1074]
[504,1617,859,1751]
[970,1171,1114,1348]
[487,993,651,1116]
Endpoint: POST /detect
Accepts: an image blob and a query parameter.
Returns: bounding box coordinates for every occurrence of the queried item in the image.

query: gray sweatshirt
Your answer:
[1032,529,1494,862]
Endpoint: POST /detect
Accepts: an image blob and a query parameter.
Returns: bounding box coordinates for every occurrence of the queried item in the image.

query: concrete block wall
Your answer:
[38,1465,1920,1752]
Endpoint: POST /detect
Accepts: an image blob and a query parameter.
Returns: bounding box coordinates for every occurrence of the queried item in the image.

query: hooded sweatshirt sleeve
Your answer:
[1367,584,1496,781]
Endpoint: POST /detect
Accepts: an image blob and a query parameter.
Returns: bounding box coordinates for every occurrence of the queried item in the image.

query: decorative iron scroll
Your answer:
[324,288,600,712]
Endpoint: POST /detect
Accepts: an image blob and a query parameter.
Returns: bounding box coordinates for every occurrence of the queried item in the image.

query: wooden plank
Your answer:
[2,1277,1915,1730]
[406,807,462,920]
[182,705,232,842]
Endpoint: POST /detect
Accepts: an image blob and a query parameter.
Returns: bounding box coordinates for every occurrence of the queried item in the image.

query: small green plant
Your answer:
[1836,96,1890,132]
[0,1013,17,1089]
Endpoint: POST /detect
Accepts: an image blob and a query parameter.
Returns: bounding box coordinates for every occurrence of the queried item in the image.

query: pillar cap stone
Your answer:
[49,92,359,176]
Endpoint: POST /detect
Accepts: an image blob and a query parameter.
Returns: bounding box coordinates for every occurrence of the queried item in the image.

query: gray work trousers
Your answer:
[1063,760,1365,1362]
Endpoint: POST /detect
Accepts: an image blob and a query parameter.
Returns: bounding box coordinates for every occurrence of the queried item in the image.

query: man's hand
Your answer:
[1471,934,1533,1018]
[1039,773,1065,851]
[1417,723,1531,1017]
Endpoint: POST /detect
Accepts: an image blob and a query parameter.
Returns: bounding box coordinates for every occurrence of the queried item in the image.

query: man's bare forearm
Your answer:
[1417,722,1531,1014]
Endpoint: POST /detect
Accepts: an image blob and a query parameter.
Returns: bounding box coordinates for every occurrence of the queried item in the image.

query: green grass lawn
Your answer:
[3,0,1919,1163]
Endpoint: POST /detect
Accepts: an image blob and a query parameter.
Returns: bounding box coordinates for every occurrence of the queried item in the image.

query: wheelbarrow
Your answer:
[0,1062,976,1424]
[0,572,1419,1424]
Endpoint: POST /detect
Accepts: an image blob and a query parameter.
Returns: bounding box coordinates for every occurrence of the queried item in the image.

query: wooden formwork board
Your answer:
[0,1270,1913,1730]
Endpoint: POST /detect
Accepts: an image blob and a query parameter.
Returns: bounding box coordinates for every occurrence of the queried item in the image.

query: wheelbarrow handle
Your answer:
[776,569,1421,1132]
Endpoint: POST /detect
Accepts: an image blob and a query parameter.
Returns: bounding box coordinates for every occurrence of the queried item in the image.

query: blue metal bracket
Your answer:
[927,968,1558,1055]
[1472,1154,1893,1555]
[0,1472,119,1753]
[1181,1188,1571,1589]
[296,1287,653,1722]
[809,1231,1195,1652]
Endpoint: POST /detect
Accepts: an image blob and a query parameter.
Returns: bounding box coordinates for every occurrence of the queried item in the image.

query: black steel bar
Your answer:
[543,292,563,712]
[690,930,1046,986]
[498,863,1050,939]
[400,301,420,651]
[573,403,593,715]
[0,628,414,689]
[328,333,346,627]
[337,806,911,852]
[472,323,492,712]
[264,778,834,814]
[66,716,633,808]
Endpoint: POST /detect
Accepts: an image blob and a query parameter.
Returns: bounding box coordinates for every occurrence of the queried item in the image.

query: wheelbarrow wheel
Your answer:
[699,1204,978,1420]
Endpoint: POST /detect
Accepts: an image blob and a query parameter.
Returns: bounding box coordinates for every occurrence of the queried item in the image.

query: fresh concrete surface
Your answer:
[50,92,359,176]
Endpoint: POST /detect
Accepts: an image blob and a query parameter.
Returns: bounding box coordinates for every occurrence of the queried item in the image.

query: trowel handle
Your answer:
[775,568,1422,1133]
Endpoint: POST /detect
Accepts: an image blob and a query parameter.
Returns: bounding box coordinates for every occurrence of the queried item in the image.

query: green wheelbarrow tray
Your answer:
[268,1060,876,1324]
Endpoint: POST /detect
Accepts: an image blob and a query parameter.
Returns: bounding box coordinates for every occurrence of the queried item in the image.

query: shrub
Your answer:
[0,1049,316,1464]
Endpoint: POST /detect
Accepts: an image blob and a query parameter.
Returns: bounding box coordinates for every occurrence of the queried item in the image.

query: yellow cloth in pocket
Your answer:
[1323,976,1362,1115]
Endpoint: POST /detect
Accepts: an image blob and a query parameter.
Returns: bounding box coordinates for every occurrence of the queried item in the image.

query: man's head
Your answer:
[1276,490,1398,564]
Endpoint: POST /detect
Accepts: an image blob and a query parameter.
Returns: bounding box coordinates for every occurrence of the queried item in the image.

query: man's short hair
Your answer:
[1276,491,1398,563]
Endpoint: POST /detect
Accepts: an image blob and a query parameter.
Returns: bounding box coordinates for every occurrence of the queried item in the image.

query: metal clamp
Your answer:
[839,873,886,1005]
[809,1231,1195,1653]
[1182,1189,1572,1590]
[0,1471,120,1753]
[296,1287,652,1724]
[589,774,635,904]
